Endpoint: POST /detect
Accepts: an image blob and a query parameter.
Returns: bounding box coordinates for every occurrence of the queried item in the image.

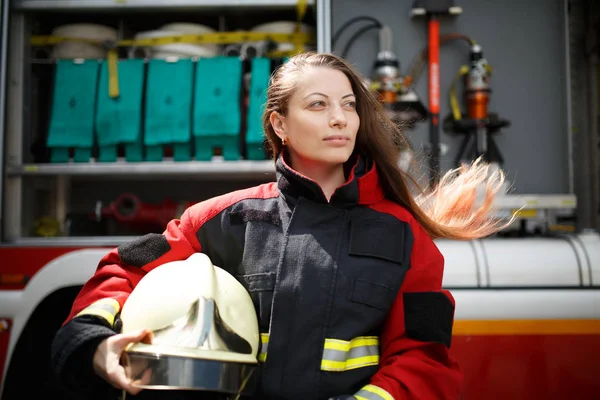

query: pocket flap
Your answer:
[237,272,276,292]
[350,278,395,311]
[349,219,409,265]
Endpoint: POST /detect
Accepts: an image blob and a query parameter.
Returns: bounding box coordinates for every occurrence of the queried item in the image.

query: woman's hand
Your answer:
[92,329,153,395]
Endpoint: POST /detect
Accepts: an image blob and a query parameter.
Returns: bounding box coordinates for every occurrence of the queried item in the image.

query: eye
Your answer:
[344,101,357,109]
[309,100,326,107]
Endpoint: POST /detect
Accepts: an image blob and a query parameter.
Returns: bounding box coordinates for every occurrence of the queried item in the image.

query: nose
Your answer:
[329,104,347,128]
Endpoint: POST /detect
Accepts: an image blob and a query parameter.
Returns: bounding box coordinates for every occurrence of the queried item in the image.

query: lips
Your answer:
[324,135,350,141]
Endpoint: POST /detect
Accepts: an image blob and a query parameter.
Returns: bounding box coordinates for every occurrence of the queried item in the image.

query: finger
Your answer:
[130,367,152,394]
[112,329,151,349]
[126,369,151,396]
[140,331,154,344]
[126,382,145,396]
[139,367,152,384]
[107,364,137,391]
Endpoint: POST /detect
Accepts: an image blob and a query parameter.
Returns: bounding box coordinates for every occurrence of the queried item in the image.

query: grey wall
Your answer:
[332,0,569,194]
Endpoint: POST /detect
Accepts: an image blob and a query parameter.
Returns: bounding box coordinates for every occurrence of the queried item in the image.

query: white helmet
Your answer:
[119,252,260,395]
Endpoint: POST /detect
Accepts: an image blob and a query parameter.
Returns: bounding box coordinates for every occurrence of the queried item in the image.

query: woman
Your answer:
[50,52,506,400]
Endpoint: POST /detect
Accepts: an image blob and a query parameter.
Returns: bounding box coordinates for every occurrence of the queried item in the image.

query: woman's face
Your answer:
[270,66,360,171]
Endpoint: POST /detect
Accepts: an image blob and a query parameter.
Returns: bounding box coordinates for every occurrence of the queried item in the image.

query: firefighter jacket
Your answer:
[51,152,463,400]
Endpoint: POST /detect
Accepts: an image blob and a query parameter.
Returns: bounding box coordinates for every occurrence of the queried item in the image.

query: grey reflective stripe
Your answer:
[355,384,395,400]
[321,336,380,371]
[259,333,269,362]
[90,302,119,314]
[322,343,378,362]
[260,337,268,354]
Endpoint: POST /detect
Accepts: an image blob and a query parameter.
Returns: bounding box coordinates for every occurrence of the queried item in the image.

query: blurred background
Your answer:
[0,0,599,399]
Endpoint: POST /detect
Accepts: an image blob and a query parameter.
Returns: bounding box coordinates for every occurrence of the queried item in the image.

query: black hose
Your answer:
[341,23,381,58]
[332,16,382,47]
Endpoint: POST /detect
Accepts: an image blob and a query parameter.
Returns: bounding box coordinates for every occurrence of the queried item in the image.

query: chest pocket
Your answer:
[347,218,412,312]
[236,272,276,331]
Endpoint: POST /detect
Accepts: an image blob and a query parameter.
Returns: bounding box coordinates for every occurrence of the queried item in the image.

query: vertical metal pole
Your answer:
[316,0,331,53]
[563,0,575,194]
[0,0,10,240]
[4,13,25,241]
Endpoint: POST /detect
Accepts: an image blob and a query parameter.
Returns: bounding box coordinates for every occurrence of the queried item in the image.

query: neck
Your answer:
[290,156,346,202]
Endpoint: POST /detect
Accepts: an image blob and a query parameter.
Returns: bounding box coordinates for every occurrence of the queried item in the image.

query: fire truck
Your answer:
[0,0,599,399]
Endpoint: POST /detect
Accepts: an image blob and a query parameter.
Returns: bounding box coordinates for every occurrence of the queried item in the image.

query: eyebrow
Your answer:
[302,92,356,100]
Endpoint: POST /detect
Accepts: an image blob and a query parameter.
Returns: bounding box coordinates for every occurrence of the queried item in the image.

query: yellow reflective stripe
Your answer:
[321,355,379,371]
[261,333,269,344]
[355,384,394,400]
[78,308,116,325]
[324,336,379,351]
[321,336,380,372]
[76,298,120,326]
[258,333,269,362]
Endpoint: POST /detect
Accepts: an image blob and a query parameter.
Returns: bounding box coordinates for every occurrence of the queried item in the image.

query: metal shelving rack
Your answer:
[3,0,579,243]
[13,0,315,11]
[6,160,276,179]
[2,0,329,243]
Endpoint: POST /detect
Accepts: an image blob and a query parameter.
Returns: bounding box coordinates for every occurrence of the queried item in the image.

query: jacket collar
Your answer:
[275,150,385,206]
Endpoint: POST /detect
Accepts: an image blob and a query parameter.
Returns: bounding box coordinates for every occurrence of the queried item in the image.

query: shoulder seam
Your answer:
[366,199,415,224]
[191,184,279,231]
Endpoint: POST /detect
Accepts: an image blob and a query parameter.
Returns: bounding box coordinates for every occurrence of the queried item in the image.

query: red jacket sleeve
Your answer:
[51,186,277,396]
[354,222,463,400]
[50,207,202,396]
[66,206,202,324]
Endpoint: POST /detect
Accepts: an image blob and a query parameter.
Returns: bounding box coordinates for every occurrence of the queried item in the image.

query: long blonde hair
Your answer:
[262,52,508,240]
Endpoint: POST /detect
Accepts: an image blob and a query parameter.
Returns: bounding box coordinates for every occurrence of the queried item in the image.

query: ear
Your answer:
[269,111,286,140]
